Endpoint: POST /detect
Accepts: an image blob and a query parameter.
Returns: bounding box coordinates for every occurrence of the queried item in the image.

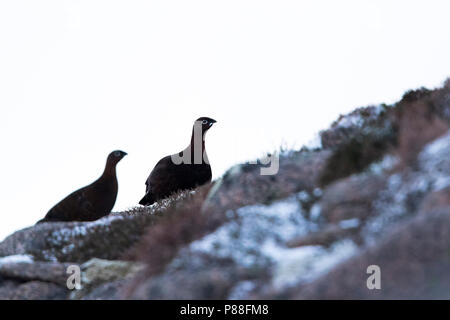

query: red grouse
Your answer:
[37,150,127,223]
[139,117,217,205]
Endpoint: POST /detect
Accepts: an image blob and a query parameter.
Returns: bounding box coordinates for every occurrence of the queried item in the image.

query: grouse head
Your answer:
[194,117,217,134]
[106,150,128,166]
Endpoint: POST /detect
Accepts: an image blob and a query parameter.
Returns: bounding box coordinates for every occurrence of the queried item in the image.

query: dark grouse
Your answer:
[139,117,216,205]
[37,150,127,223]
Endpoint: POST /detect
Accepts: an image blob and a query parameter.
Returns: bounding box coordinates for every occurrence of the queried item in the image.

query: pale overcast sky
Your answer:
[1,0,449,240]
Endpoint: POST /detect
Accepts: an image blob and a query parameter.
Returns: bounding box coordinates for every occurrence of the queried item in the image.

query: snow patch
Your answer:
[368,155,398,175]
[228,281,257,300]
[188,193,358,292]
[421,131,450,157]
[190,194,317,269]
[339,218,360,229]
[0,254,34,266]
[272,239,357,289]
[365,132,450,243]
[418,131,450,191]
[42,214,126,261]
[310,204,322,221]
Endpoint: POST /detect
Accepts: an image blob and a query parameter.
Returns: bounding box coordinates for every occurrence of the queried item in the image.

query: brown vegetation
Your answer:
[394,92,449,167]
[121,184,228,296]
[319,82,450,187]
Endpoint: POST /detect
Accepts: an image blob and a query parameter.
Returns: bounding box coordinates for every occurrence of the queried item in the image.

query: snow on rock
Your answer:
[339,218,360,229]
[228,281,258,300]
[271,239,357,289]
[190,194,316,269]
[0,207,162,263]
[364,130,450,243]
[365,172,426,244]
[0,254,34,266]
[42,215,126,261]
[48,215,124,245]
[187,193,358,291]
[418,130,450,191]
[368,154,398,175]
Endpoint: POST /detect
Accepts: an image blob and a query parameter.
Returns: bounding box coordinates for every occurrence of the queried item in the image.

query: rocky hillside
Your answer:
[1,80,450,299]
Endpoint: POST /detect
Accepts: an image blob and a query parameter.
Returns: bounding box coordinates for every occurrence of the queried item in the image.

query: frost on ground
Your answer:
[228,280,257,300]
[364,130,450,244]
[41,215,126,261]
[418,130,450,191]
[190,195,316,269]
[0,254,34,266]
[267,239,357,289]
[185,193,358,292]
[48,215,125,245]
[367,154,398,175]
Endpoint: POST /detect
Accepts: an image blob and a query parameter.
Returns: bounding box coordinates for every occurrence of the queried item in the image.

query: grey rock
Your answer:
[81,279,129,300]
[0,260,73,286]
[206,150,331,211]
[0,280,68,300]
[128,263,250,300]
[71,258,145,299]
[0,211,161,263]
[319,173,387,223]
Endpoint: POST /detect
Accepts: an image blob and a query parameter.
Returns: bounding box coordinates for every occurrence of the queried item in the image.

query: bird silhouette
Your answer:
[37,150,127,223]
[139,117,216,206]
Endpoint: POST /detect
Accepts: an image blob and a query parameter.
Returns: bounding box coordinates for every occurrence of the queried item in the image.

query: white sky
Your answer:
[1,0,449,241]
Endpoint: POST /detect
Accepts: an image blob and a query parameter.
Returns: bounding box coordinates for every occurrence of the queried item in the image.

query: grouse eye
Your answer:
[114,151,121,157]
[202,120,208,125]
